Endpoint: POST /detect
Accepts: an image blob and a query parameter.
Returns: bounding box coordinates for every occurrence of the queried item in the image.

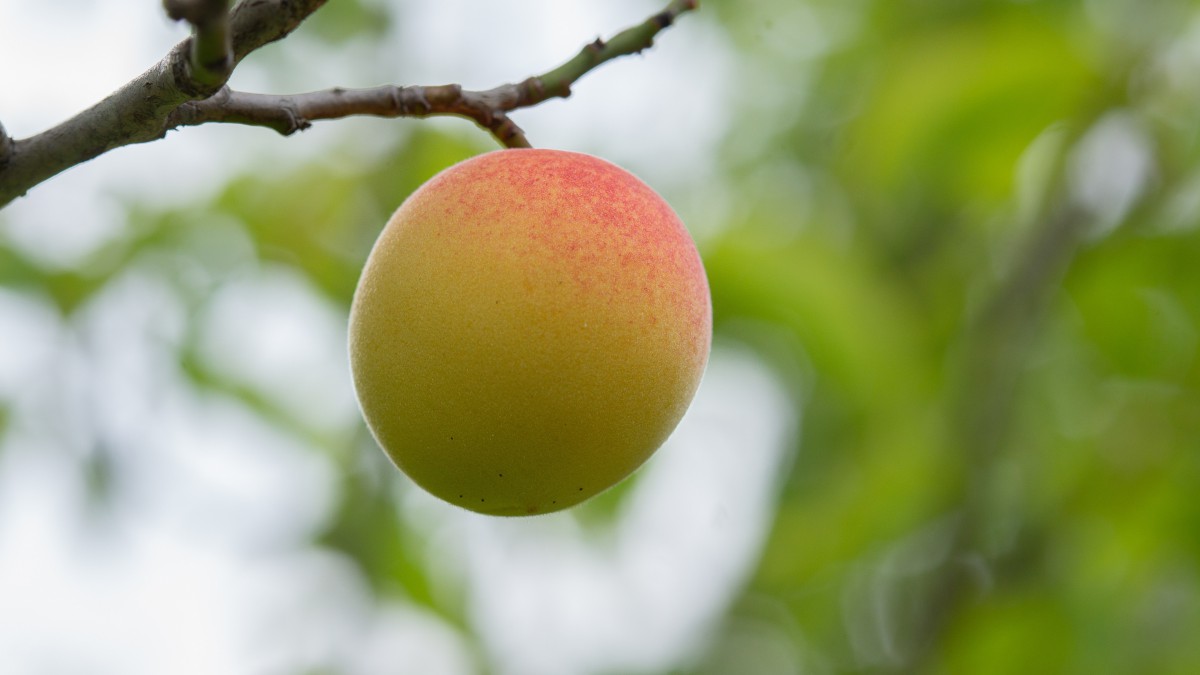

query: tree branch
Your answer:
[170,0,699,149]
[0,0,698,209]
[535,0,698,99]
[0,0,326,208]
[166,82,537,148]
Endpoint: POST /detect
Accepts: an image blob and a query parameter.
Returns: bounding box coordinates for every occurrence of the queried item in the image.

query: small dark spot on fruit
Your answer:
[499,473,504,478]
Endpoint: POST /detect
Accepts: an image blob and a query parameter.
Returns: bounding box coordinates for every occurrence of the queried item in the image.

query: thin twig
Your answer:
[167,84,536,147]
[523,0,699,101]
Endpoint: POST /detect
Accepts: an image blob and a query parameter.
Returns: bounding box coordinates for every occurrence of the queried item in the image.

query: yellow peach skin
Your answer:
[349,149,711,516]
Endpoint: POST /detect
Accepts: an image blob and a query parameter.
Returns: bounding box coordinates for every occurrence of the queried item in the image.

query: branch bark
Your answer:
[0,0,697,209]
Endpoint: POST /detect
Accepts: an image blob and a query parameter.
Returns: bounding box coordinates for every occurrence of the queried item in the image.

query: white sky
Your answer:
[0,2,794,674]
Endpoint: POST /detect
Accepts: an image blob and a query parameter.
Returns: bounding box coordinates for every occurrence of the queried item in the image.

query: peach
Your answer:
[348,149,710,516]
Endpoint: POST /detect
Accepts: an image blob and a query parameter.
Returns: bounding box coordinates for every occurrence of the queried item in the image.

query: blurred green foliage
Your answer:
[703,0,1200,672]
[4,0,1200,672]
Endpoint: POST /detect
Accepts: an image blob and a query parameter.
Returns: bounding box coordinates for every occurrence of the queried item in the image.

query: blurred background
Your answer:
[2,0,1199,673]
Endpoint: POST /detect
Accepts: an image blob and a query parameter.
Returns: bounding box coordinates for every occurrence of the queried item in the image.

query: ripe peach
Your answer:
[348,149,710,516]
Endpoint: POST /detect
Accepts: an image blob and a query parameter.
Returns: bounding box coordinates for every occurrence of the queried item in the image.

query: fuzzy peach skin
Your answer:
[348,149,711,516]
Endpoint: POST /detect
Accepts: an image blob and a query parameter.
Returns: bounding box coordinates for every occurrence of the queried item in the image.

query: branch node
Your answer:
[520,77,546,101]
[279,98,310,135]
[408,87,432,113]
